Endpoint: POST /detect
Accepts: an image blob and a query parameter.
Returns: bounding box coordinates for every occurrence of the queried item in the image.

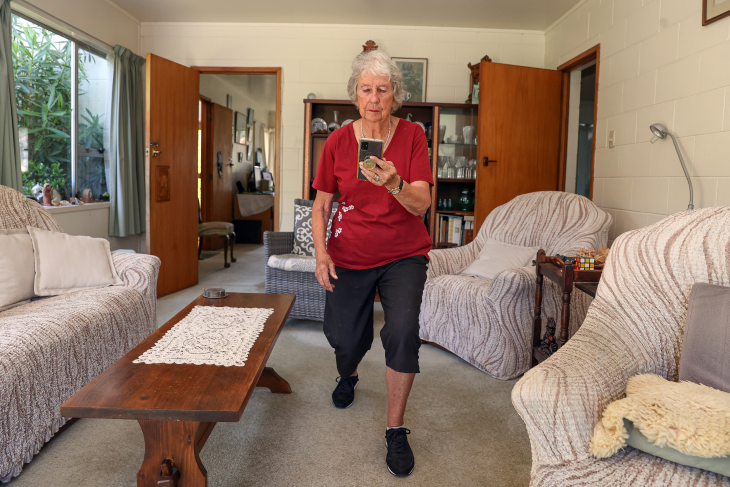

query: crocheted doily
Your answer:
[133,305,274,367]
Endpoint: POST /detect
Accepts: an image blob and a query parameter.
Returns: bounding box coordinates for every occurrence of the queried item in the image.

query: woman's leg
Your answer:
[386,367,415,427]
[377,255,429,424]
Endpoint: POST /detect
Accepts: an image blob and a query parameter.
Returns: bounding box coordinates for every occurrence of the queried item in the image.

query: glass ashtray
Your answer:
[203,288,228,299]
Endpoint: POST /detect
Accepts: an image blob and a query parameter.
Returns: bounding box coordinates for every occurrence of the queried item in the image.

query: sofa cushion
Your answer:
[267,253,317,273]
[460,238,539,280]
[0,229,35,311]
[28,227,123,296]
[291,199,337,257]
[679,283,730,393]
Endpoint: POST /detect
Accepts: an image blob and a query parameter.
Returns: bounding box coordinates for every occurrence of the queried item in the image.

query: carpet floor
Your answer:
[7,244,532,487]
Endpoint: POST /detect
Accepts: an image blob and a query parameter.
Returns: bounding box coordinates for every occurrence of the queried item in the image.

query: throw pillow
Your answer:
[0,229,35,311]
[28,227,123,296]
[679,283,730,393]
[291,199,337,257]
[623,419,730,477]
[460,238,540,280]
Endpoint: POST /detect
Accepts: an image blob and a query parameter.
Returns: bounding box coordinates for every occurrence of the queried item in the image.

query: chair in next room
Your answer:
[198,203,236,268]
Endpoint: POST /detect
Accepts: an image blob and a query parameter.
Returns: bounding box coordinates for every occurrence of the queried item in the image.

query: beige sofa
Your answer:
[0,185,160,482]
[512,207,730,486]
[419,191,612,380]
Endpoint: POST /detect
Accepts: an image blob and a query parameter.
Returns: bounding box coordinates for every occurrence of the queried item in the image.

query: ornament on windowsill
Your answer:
[42,183,52,207]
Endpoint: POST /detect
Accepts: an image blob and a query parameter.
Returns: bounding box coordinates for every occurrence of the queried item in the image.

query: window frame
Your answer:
[11,9,112,198]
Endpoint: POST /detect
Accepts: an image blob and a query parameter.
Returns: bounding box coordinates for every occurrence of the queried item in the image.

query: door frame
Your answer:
[191,66,283,231]
[556,44,600,199]
[199,96,212,223]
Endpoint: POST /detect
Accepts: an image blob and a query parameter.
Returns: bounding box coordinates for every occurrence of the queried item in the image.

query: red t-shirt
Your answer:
[313,119,434,269]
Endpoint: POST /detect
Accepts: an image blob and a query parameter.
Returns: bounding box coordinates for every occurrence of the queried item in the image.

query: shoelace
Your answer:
[335,376,355,393]
[387,428,411,454]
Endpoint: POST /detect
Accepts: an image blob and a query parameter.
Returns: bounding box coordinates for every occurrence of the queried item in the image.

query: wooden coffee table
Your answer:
[61,293,295,487]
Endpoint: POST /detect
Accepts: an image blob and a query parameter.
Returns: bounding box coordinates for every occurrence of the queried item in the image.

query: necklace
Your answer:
[361,118,392,149]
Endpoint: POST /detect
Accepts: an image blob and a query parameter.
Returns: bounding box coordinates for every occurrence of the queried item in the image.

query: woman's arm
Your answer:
[312,190,338,291]
[359,158,431,216]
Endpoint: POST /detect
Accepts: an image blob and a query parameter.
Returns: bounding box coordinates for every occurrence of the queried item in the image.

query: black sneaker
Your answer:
[331,375,358,409]
[385,427,414,477]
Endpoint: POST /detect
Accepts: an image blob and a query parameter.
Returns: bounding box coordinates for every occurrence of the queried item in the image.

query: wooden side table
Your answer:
[531,249,602,365]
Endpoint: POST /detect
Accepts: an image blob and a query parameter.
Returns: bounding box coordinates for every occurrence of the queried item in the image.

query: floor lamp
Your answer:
[649,123,694,210]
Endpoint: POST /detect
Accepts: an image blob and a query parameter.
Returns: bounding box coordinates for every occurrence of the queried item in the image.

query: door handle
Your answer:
[483,157,497,166]
[150,141,162,157]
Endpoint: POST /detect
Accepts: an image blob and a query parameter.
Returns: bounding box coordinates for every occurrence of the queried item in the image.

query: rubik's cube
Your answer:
[578,256,595,270]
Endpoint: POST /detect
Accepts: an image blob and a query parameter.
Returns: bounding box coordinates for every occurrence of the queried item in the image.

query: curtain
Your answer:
[107,45,145,237]
[0,0,21,190]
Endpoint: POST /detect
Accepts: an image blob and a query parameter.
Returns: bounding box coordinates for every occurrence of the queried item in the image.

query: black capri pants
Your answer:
[323,255,429,378]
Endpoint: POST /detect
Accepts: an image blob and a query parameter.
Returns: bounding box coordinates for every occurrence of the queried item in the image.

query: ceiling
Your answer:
[113,0,581,31]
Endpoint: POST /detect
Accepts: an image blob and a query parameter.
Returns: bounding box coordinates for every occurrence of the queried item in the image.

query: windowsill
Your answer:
[44,202,110,214]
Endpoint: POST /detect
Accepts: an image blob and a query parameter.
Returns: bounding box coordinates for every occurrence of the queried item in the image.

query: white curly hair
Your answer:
[347,50,405,113]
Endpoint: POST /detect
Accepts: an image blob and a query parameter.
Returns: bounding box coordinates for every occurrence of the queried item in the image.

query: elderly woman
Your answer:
[311,50,433,478]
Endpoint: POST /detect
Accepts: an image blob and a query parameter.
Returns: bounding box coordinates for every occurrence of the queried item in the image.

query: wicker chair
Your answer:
[264,231,325,321]
[511,207,730,486]
[419,191,612,380]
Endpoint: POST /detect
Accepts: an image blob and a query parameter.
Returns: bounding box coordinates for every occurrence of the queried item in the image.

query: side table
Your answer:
[531,249,602,366]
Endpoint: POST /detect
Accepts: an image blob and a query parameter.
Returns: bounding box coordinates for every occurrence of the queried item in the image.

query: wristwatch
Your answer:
[388,176,404,195]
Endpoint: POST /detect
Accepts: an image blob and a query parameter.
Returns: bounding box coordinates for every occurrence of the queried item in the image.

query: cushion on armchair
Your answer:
[459,238,539,280]
[679,283,730,393]
[591,374,730,476]
[291,199,338,257]
[267,254,317,273]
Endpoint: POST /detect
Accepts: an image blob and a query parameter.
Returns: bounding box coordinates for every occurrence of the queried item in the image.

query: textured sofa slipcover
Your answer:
[0,185,160,483]
[512,207,730,486]
[419,191,611,380]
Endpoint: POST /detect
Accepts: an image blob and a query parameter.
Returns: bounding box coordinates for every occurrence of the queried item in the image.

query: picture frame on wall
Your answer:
[226,94,233,109]
[703,0,730,25]
[247,108,255,124]
[392,57,428,102]
[234,112,247,145]
[247,124,255,161]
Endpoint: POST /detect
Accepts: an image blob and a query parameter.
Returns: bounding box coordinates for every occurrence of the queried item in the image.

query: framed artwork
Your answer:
[246,124,255,160]
[247,108,255,124]
[234,112,247,145]
[703,0,730,25]
[392,57,428,102]
[226,94,233,109]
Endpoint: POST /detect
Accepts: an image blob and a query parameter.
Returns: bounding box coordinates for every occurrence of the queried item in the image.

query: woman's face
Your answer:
[356,72,394,124]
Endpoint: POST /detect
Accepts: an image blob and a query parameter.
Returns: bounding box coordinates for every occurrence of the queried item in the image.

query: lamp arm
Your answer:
[667,132,694,210]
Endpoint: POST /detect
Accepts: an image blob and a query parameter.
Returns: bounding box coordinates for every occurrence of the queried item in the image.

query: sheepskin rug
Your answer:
[591,374,730,458]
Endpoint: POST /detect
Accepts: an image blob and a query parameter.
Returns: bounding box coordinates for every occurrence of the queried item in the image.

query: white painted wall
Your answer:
[141,22,546,230]
[48,204,145,252]
[545,0,730,242]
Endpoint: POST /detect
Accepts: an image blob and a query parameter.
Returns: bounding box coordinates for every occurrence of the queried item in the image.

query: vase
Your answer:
[328,111,340,133]
[458,188,474,211]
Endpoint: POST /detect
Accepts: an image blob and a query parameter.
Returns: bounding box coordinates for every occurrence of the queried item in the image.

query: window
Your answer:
[12,14,109,200]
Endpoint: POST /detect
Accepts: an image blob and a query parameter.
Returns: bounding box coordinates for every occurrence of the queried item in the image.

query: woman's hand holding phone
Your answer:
[359,156,399,190]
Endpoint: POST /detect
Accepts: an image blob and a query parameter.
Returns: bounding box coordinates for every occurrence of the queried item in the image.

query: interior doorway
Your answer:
[557,45,600,199]
[193,67,282,247]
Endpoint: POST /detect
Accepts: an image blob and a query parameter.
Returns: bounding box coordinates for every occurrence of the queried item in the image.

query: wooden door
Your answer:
[146,54,200,296]
[475,62,563,233]
[205,103,234,249]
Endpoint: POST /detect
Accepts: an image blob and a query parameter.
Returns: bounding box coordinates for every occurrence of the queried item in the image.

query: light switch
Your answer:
[608,130,615,149]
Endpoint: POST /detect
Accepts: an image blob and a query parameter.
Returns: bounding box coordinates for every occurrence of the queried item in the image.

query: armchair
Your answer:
[512,207,730,486]
[419,191,611,380]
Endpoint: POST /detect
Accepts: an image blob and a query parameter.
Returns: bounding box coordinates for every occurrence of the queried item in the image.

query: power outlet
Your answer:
[608,130,615,148]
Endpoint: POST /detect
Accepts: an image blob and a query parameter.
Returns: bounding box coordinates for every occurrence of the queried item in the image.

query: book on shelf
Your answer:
[437,213,467,246]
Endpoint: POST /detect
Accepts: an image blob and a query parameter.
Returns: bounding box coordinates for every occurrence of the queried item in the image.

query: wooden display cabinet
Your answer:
[302,99,478,248]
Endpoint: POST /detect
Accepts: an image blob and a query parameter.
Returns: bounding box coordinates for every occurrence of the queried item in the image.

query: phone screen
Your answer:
[357,138,383,181]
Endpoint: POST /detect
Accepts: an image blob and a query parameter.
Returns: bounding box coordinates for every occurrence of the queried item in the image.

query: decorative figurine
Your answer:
[82,188,94,204]
[466,55,492,103]
[42,183,52,206]
[362,40,378,52]
[540,317,559,357]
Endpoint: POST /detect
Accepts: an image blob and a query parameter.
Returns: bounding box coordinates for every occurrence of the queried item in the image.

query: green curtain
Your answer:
[108,45,146,237]
[0,0,21,191]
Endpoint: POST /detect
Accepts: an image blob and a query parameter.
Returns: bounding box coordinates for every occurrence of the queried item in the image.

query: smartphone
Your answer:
[357,138,383,181]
